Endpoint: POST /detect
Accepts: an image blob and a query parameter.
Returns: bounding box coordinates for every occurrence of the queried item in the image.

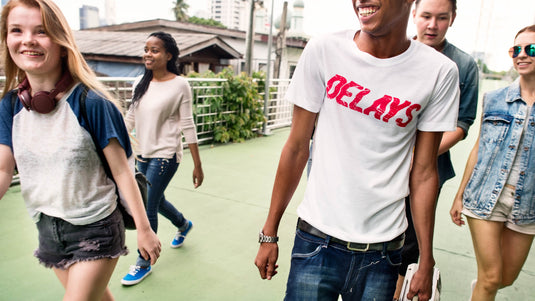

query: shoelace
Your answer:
[128,265,141,275]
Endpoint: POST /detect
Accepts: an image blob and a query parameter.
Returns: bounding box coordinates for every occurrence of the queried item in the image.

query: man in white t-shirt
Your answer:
[254,1,459,300]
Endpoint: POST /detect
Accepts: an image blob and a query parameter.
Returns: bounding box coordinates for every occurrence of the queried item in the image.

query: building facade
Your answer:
[79,5,100,29]
[211,0,247,31]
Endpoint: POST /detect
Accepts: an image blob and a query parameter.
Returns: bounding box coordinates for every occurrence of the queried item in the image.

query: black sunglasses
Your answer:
[509,44,535,58]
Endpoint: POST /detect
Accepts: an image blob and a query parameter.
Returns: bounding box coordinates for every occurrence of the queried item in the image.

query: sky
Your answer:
[50,0,535,72]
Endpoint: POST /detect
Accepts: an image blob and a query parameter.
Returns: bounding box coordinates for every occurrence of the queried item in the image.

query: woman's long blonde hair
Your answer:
[0,0,116,105]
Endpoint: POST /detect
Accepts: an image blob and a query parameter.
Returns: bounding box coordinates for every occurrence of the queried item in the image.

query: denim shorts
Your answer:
[463,185,535,235]
[34,208,128,270]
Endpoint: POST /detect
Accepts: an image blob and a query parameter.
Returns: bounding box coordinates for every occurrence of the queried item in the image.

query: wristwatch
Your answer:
[258,230,279,243]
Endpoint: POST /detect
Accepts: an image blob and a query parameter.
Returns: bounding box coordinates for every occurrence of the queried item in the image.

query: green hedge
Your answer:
[188,67,266,143]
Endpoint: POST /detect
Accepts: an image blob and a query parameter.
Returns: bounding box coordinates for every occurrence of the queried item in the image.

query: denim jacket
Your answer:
[463,80,535,224]
[438,40,479,185]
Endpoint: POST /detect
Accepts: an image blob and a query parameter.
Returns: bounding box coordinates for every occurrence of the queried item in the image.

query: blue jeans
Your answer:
[136,155,186,267]
[285,228,402,301]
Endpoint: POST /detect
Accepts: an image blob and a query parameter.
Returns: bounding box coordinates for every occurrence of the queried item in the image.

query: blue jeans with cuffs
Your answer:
[136,155,187,267]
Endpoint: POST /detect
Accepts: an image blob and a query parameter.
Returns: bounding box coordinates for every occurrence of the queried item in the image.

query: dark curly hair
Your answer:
[132,31,180,103]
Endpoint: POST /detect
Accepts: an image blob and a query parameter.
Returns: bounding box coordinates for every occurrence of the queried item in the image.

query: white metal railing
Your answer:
[262,79,293,131]
[188,78,227,144]
[0,76,293,144]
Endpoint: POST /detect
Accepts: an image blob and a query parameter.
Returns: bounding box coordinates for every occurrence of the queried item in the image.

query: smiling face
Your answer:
[512,31,535,77]
[143,36,172,72]
[6,4,62,79]
[413,0,455,50]
[353,0,414,38]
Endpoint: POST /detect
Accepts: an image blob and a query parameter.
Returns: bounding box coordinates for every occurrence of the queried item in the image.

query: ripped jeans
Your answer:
[285,228,402,301]
[136,155,186,267]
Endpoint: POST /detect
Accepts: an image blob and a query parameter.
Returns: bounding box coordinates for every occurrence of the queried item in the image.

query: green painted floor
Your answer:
[1,80,534,300]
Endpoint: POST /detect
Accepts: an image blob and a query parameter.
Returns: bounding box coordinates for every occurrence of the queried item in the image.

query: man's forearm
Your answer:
[263,141,309,236]
[409,171,438,269]
[438,127,465,155]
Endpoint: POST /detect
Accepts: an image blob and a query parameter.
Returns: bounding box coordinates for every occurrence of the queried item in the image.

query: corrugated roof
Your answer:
[74,30,241,59]
[92,19,248,39]
[86,19,308,49]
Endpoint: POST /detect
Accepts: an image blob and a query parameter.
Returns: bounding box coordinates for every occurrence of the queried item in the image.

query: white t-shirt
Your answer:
[288,30,459,243]
[0,84,134,225]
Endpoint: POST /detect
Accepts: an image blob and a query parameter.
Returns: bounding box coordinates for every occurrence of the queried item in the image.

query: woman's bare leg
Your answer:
[53,257,118,301]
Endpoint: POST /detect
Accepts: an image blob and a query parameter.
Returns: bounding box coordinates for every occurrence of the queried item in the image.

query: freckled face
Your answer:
[143,36,172,72]
[6,5,63,78]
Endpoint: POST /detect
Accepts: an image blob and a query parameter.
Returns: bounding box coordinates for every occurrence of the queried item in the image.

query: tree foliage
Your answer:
[173,0,189,22]
[187,16,227,28]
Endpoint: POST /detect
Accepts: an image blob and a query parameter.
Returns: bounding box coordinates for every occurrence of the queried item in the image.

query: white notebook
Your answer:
[400,263,441,301]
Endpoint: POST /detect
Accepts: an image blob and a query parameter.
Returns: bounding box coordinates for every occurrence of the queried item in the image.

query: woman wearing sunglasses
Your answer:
[450,24,535,300]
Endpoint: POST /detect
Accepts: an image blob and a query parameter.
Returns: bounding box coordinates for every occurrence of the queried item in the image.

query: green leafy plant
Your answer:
[188,67,266,143]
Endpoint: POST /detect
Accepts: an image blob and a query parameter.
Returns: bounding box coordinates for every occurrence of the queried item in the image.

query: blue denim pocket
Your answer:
[290,229,326,259]
[286,230,340,301]
[156,158,171,176]
[480,113,513,144]
[386,248,403,267]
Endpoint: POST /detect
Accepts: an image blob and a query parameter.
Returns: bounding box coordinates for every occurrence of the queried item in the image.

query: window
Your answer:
[289,65,297,78]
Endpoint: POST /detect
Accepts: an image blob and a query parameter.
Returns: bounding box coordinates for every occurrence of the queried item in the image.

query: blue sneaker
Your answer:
[171,220,193,248]
[121,265,152,286]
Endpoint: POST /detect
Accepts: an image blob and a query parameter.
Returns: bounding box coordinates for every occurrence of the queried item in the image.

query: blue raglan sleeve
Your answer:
[0,91,18,150]
[79,90,132,157]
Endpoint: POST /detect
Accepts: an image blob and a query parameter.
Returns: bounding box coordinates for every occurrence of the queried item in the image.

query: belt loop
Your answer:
[382,241,388,255]
[324,235,331,247]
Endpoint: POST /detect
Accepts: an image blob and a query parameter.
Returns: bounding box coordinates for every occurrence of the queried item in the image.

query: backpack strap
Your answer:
[79,85,114,181]
[79,87,149,230]
[11,91,17,113]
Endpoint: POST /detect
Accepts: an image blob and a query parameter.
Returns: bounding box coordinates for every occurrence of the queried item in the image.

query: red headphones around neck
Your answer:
[17,72,74,114]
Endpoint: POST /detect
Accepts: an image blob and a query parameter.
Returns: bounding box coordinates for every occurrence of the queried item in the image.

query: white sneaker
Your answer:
[469,279,477,301]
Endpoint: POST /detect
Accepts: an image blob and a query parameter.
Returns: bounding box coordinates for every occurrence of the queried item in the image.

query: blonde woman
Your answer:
[0,0,161,299]
[451,25,535,300]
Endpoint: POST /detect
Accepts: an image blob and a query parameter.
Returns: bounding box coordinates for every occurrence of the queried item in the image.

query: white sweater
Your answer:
[125,76,198,162]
